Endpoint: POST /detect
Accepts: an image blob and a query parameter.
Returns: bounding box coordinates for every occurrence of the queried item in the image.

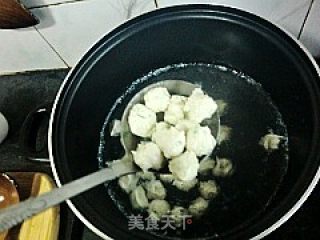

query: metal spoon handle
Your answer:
[0,160,135,232]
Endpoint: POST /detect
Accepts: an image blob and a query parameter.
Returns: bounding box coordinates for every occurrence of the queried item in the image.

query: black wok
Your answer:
[48,5,320,240]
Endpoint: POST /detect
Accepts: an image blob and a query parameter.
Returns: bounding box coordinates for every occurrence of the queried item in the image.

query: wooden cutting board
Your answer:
[0,0,38,29]
[2,173,60,240]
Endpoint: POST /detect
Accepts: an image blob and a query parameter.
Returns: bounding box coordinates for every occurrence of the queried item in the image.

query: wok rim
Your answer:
[48,4,320,240]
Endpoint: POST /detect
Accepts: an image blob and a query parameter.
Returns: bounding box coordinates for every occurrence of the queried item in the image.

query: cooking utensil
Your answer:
[43,4,320,240]
[0,80,219,232]
[0,96,137,230]
[0,159,136,232]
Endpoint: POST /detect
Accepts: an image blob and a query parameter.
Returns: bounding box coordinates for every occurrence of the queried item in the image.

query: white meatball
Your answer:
[164,95,186,125]
[218,125,232,144]
[169,151,199,181]
[186,126,217,157]
[145,180,167,200]
[132,142,165,171]
[216,99,228,116]
[151,121,170,141]
[118,174,139,194]
[198,157,216,175]
[188,197,209,218]
[148,200,171,220]
[184,88,218,123]
[159,174,175,184]
[128,104,156,137]
[212,158,233,177]
[144,87,170,112]
[173,178,198,192]
[152,123,185,158]
[199,180,219,200]
[130,186,149,209]
[259,133,285,151]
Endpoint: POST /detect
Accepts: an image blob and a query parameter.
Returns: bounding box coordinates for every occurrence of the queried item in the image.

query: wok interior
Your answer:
[52,6,320,240]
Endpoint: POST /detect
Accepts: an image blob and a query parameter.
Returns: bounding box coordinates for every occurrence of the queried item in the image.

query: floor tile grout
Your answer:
[34,27,70,68]
[298,0,315,39]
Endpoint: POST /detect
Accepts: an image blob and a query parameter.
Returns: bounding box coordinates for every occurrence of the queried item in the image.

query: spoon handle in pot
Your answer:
[0,160,136,232]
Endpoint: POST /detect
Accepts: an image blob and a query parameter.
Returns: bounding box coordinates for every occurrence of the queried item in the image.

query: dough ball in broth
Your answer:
[132,142,165,171]
[164,95,186,125]
[152,123,186,158]
[186,126,217,157]
[184,88,218,123]
[169,151,199,181]
[128,104,156,137]
[144,87,170,113]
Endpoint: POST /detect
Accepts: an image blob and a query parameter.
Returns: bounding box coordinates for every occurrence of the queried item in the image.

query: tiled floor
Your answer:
[0,0,319,74]
[0,0,157,73]
[0,28,66,74]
